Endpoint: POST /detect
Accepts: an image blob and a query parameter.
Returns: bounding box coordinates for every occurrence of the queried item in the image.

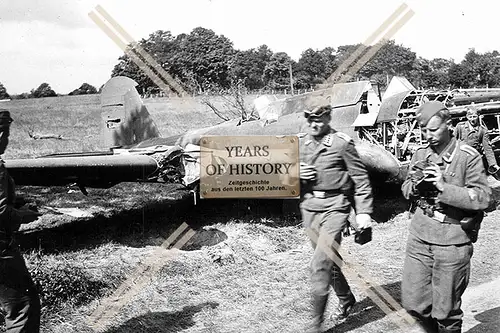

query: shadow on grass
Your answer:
[324,281,403,333]
[104,301,219,333]
[16,188,197,253]
[15,181,408,253]
[465,306,500,333]
[17,191,301,253]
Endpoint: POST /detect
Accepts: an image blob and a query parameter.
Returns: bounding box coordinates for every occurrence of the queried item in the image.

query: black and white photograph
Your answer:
[0,0,499,332]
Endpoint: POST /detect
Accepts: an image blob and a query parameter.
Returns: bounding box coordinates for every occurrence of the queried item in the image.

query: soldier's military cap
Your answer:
[416,101,448,126]
[304,105,332,120]
[0,109,13,128]
[465,104,478,115]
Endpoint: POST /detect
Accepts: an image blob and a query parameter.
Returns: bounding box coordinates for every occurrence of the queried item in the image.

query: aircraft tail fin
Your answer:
[100,76,161,149]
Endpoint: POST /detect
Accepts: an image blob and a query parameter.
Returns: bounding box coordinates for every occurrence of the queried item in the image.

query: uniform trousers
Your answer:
[0,246,40,333]
[301,194,354,305]
[402,232,472,333]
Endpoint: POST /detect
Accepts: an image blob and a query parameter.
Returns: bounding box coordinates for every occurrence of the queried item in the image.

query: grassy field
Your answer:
[21,192,500,333]
[0,95,498,333]
[1,94,243,159]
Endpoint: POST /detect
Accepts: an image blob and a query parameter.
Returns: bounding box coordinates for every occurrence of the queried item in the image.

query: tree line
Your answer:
[110,27,500,95]
[2,26,500,99]
[1,82,98,100]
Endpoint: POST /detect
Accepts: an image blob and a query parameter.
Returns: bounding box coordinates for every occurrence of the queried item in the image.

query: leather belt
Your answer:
[428,210,461,225]
[415,200,461,225]
[312,190,341,198]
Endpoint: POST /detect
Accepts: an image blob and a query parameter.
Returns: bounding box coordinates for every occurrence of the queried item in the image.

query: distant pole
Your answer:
[289,62,294,95]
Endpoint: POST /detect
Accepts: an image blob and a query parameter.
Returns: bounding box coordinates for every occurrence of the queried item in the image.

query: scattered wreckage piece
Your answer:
[28,133,64,140]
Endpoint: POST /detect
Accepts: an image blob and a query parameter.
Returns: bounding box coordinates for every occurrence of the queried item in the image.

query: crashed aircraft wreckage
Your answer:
[5,76,500,196]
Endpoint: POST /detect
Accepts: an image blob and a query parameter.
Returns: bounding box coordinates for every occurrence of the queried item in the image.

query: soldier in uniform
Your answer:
[401,101,491,333]
[0,109,41,332]
[299,105,373,332]
[454,105,500,177]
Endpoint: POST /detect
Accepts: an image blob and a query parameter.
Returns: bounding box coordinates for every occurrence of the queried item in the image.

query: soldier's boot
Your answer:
[437,327,460,333]
[304,293,328,333]
[330,265,356,321]
[437,320,461,333]
[336,294,356,319]
[419,317,438,333]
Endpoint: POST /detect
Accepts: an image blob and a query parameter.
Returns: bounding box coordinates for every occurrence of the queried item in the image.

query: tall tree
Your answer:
[294,47,337,89]
[112,28,236,94]
[447,49,500,88]
[31,83,57,98]
[69,83,98,95]
[448,63,472,88]
[263,52,295,90]
[410,57,453,89]
[456,49,483,88]
[295,48,326,89]
[111,30,177,95]
[171,27,236,92]
[229,44,273,90]
[360,40,416,87]
[319,47,337,78]
[474,51,500,87]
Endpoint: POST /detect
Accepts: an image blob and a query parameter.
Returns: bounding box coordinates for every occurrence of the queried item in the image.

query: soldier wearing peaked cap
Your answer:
[0,109,41,332]
[454,105,500,178]
[299,105,373,332]
[401,101,491,333]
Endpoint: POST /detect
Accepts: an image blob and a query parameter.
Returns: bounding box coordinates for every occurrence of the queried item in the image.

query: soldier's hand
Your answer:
[300,162,316,180]
[488,164,500,175]
[356,213,372,229]
[423,164,444,191]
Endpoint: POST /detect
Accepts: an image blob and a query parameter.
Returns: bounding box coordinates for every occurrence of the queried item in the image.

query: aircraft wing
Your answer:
[4,76,201,192]
[5,145,201,191]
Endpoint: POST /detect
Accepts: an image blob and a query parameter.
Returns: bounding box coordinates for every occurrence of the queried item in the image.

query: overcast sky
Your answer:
[0,0,499,94]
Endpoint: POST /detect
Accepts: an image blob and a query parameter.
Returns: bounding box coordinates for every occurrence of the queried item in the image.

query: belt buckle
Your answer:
[312,191,326,198]
[432,211,446,223]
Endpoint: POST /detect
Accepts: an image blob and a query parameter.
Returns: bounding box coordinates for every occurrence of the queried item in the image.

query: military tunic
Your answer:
[0,160,40,333]
[455,120,497,170]
[401,137,491,333]
[300,128,373,301]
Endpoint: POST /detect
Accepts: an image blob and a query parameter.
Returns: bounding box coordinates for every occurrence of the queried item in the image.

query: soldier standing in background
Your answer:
[299,105,373,333]
[401,101,491,333]
[0,109,41,333]
[454,105,500,178]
